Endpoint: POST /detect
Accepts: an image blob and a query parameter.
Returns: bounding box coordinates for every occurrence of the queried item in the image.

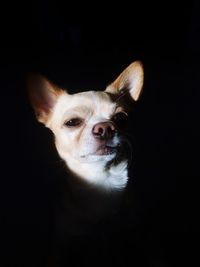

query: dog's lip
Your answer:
[94,144,119,156]
[80,144,120,158]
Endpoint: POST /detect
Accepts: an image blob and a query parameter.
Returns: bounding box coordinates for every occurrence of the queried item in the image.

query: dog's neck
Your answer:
[60,155,129,192]
[55,160,128,238]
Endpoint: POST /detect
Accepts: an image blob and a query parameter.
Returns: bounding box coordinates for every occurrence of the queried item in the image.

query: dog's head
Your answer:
[27,61,143,190]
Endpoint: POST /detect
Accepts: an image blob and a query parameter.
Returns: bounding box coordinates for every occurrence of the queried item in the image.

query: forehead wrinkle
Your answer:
[63,106,92,117]
[70,91,115,118]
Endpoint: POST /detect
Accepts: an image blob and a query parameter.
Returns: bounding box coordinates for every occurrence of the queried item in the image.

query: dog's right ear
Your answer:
[26,73,63,124]
[105,61,144,101]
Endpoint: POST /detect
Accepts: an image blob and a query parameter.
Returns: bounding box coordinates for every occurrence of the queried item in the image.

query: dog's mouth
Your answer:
[95,144,119,156]
[80,144,119,159]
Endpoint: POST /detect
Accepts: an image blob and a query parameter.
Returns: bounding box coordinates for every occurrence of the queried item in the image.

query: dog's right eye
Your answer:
[64,118,83,127]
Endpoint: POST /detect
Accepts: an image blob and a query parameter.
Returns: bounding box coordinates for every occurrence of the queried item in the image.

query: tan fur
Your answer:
[106,61,143,100]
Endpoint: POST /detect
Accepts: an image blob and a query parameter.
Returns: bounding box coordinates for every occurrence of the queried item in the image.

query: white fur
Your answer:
[59,154,128,191]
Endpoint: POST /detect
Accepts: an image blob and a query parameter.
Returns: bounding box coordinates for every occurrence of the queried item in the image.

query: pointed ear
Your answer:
[26,73,63,124]
[105,61,144,101]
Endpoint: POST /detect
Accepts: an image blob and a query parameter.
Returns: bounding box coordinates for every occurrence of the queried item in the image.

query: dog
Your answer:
[27,60,144,264]
[27,60,143,191]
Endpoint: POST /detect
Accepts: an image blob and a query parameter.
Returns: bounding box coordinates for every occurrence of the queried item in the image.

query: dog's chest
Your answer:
[54,169,129,239]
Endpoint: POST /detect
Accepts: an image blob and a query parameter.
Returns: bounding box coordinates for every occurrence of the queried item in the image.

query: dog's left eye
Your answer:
[112,112,128,128]
[64,118,83,127]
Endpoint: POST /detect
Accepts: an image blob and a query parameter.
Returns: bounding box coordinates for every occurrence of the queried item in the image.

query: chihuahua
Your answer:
[27,60,144,263]
[27,61,143,193]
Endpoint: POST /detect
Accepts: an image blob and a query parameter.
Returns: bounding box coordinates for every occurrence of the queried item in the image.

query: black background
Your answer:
[1,1,200,266]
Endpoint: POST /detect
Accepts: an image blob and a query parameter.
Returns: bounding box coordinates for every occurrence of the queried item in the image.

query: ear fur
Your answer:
[105,61,144,101]
[27,73,63,124]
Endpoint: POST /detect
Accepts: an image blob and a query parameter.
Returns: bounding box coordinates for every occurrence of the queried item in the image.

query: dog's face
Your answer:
[49,91,125,163]
[27,61,143,190]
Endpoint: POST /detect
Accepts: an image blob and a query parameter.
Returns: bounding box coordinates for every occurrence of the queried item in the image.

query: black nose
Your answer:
[92,122,116,139]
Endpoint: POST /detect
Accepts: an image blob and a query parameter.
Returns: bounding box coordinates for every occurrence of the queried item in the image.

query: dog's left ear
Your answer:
[105,61,144,101]
[26,73,64,124]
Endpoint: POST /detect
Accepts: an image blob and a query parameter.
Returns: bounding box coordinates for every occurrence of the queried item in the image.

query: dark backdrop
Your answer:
[0,1,200,266]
